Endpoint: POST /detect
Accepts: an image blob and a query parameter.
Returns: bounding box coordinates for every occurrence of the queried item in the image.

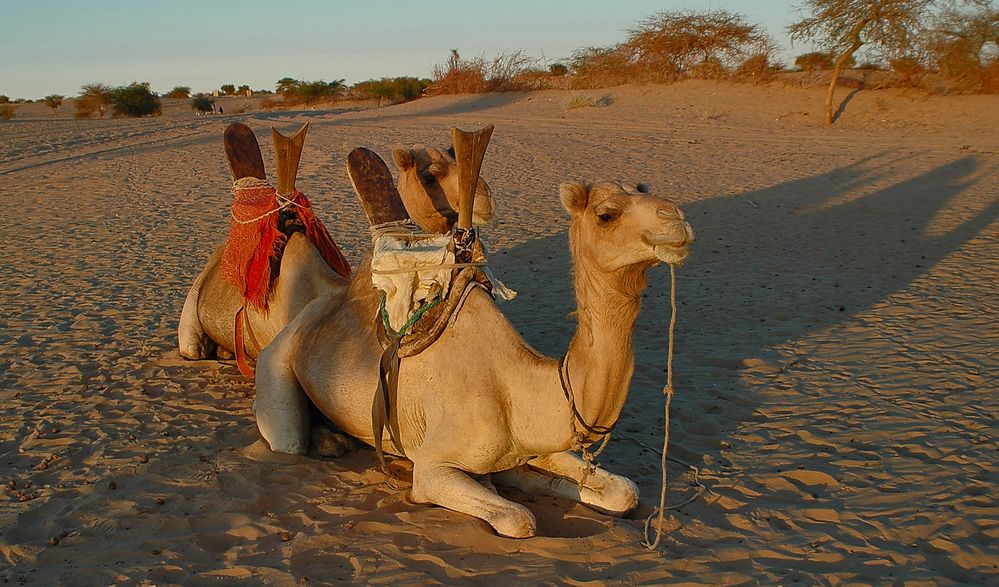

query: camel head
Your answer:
[392,144,495,233]
[561,181,695,274]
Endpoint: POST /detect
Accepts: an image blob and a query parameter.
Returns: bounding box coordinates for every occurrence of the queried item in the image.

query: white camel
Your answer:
[254,180,694,537]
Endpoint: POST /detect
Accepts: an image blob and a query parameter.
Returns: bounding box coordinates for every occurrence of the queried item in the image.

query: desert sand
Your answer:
[1,80,996,585]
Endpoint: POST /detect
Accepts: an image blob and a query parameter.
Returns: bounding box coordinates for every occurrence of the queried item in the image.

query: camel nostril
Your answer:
[657,206,684,220]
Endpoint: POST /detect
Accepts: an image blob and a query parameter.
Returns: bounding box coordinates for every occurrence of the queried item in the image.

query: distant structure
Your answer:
[211,90,220,98]
[244,88,253,97]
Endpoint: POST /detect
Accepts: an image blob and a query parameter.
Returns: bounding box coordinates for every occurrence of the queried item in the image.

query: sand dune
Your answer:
[1,81,996,584]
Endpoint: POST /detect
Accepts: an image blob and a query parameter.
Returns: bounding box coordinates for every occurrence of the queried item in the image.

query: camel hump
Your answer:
[223,123,266,181]
[347,147,410,226]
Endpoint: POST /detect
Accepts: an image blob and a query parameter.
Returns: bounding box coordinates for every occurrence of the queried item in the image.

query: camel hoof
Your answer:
[311,427,355,458]
[492,505,537,539]
[587,476,640,516]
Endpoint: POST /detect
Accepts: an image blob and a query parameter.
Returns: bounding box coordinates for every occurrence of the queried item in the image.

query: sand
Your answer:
[0,80,996,585]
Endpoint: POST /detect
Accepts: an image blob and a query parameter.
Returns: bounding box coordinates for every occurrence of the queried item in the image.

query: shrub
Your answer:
[0,104,14,120]
[191,94,215,113]
[888,56,926,87]
[165,86,191,99]
[43,94,64,112]
[0,95,9,104]
[429,49,538,94]
[736,53,776,83]
[75,83,112,118]
[566,94,596,110]
[220,84,236,96]
[109,82,161,117]
[351,77,427,105]
[549,63,569,76]
[928,3,999,93]
[795,51,835,71]
[624,9,774,81]
[570,45,636,88]
[275,78,345,105]
[237,84,251,95]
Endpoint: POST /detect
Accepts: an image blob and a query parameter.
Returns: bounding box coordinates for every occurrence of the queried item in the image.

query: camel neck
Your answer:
[564,260,646,439]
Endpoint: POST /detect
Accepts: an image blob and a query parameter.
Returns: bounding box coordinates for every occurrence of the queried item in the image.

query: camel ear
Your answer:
[391,146,415,171]
[560,182,589,214]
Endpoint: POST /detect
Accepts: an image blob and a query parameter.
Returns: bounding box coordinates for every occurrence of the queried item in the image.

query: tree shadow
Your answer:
[832,87,864,124]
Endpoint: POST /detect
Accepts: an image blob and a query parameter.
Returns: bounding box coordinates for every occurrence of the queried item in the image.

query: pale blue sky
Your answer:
[1,1,809,99]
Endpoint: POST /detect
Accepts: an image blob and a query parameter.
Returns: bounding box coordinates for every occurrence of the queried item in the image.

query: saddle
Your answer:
[347,127,504,473]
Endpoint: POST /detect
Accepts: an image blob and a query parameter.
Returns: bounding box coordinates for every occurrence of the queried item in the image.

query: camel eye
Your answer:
[596,209,620,223]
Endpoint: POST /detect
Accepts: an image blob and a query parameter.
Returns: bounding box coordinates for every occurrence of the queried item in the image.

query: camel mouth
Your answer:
[653,243,690,265]
[645,221,694,265]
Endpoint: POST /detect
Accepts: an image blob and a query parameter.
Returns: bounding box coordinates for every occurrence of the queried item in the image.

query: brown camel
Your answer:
[253,180,694,537]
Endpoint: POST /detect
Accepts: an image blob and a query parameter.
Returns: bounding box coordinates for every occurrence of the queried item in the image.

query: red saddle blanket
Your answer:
[221,182,350,310]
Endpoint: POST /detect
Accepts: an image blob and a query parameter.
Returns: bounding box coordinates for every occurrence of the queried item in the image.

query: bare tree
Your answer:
[789,0,935,125]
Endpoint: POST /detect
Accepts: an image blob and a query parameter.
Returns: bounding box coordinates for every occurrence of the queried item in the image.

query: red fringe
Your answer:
[221,187,351,311]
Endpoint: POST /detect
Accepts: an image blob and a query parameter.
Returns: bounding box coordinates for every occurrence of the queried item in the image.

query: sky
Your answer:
[0,0,811,99]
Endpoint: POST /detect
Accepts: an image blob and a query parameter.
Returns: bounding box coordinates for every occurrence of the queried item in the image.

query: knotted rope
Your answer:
[222,177,350,310]
[642,263,679,550]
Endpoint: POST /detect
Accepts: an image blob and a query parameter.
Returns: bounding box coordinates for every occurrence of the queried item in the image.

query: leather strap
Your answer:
[234,306,255,378]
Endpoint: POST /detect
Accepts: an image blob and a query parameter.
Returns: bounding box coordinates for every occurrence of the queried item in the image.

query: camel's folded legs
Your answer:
[410,463,537,538]
[493,451,639,516]
[254,335,311,455]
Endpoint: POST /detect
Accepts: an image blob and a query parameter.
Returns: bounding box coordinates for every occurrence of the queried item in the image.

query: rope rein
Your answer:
[642,263,679,550]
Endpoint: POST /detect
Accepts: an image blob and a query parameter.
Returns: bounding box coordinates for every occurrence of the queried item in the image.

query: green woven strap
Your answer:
[378,292,442,338]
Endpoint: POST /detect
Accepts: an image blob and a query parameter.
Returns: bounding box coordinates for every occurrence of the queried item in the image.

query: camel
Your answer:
[392,144,495,233]
[177,125,492,363]
[254,179,695,538]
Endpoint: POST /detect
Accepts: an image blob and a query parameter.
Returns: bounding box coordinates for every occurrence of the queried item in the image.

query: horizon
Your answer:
[0,0,813,100]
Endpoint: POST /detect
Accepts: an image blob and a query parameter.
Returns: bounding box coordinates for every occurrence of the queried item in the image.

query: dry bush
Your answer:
[795,52,836,71]
[566,94,597,110]
[76,83,112,119]
[568,10,774,87]
[927,2,998,93]
[624,9,774,81]
[736,53,778,83]
[887,56,928,87]
[0,104,14,120]
[259,97,281,109]
[429,49,538,94]
[569,45,637,89]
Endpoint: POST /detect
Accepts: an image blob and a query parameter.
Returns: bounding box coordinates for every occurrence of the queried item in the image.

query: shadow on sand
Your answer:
[489,152,997,512]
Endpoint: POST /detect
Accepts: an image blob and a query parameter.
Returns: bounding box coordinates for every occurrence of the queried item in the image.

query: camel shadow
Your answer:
[488,153,997,516]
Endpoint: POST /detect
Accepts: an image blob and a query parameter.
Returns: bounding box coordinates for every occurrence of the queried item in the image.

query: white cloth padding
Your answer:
[371,232,454,333]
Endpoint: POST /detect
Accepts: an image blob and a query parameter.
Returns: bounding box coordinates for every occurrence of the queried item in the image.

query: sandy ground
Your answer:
[0,80,997,585]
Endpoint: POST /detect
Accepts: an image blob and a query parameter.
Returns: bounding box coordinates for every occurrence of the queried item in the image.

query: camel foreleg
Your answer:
[494,452,639,516]
[410,463,537,538]
[253,335,310,455]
